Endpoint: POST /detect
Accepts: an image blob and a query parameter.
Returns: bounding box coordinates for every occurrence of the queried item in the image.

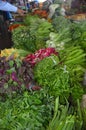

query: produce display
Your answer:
[0,14,86,130]
[12,15,53,52]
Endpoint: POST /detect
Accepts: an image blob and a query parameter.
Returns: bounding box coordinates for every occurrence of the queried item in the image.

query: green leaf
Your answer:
[4,83,8,89]
[6,68,15,74]
[13,81,18,86]
[9,60,14,67]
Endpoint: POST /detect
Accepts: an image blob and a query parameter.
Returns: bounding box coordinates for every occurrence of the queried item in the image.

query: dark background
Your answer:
[0,13,12,50]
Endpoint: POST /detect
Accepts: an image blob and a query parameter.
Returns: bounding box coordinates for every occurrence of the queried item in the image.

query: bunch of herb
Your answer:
[52,17,86,51]
[47,97,75,130]
[52,16,71,33]
[24,15,41,25]
[12,16,53,52]
[0,57,34,94]
[47,97,83,130]
[46,31,71,51]
[34,52,85,105]
[59,45,85,104]
[34,55,70,104]
[0,90,54,130]
[24,15,53,50]
[12,26,36,52]
[46,16,72,49]
[70,21,86,51]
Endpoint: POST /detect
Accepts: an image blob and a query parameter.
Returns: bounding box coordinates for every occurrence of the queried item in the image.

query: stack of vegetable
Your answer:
[12,25,36,52]
[0,14,86,130]
[0,90,54,130]
[47,97,75,130]
[12,15,53,52]
[0,57,34,93]
[51,16,86,51]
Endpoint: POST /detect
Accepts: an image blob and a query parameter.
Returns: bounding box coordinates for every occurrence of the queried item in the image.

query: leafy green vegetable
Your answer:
[52,16,71,33]
[47,97,75,130]
[0,90,54,130]
[12,26,36,52]
[34,55,70,103]
[12,15,53,52]
[0,57,34,93]
[24,15,41,26]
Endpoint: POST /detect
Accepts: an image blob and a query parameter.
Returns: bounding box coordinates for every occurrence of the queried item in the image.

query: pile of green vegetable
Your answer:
[12,15,53,52]
[0,14,86,130]
[51,16,86,51]
[0,90,54,130]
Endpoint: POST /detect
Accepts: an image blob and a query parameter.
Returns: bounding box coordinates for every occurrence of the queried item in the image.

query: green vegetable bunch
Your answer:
[0,90,54,130]
[0,57,34,94]
[24,15,53,50]
[12,26,36,52]
[12,15,53,52]
[52,16,71,34]
[62,46,86,66]
[47,97,75,130]
[34,55,70,103]
[69,21,86,48]
[47,97,83,130]
[46,31,71,51]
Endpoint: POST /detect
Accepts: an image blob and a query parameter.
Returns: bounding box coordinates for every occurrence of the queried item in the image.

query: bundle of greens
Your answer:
[34,49,85,105]
[0,90,54,130]
[34,54,71,103]
[59,46,85,104]
[60,46,86,83]
[0,57,34,94]
[12,26,36,52]
[46,31,71,51]
[23,15,41,26]
[52,16,71,34]
[47,97,75,130]
[70,21,86,50]
[52,17,86,51]
[46,16,72,49]
[12,15,53,52]
[62,46,86,66]
[24,15,53,50]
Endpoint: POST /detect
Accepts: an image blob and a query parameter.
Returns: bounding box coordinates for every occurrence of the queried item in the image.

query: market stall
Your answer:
[0,0,86,129]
